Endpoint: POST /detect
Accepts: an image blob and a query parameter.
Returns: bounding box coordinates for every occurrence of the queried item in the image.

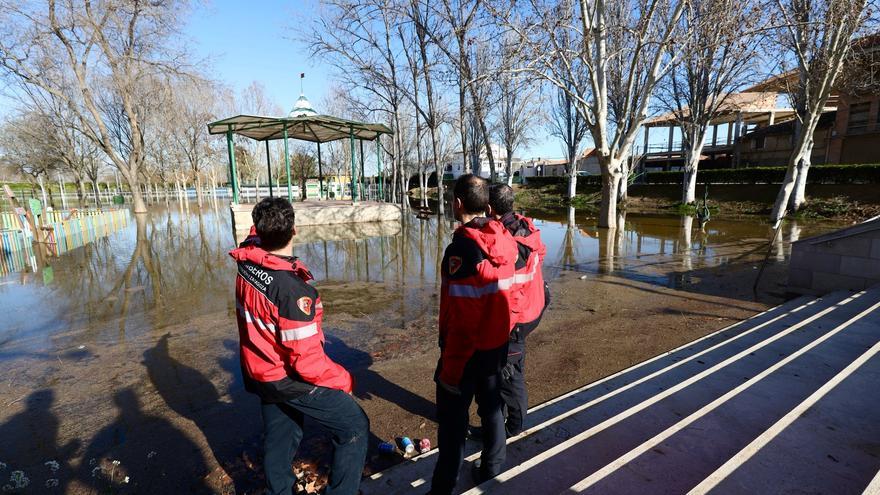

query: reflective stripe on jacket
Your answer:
[500,212,548,326]
[438,217,519,386]
[229,230,352,401]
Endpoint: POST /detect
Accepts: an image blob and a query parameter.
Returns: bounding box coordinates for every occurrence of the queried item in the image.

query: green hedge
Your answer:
[523,164,880,187]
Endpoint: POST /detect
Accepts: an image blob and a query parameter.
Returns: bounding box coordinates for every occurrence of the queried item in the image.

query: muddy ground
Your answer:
[0,259,776,494]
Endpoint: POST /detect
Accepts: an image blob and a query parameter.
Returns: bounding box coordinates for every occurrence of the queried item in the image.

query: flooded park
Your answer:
[1,0,879,492]
[0,198,843,493]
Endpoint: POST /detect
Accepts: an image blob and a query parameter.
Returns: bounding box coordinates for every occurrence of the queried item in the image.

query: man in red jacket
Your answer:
[230,197,368,495]
[488,184,550,437]
[431,175,519,495]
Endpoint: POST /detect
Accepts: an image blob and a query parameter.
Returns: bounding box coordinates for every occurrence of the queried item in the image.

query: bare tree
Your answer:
[397,27,429,203]
[548,83,588,196]
[659,0,762,204]
[432,0,501,182]
[0,0,194,213]
[0,112,59,201]
[502,0,687,228]
[495,37,538,185]
[170,77,219,207]
[770,0,871,221]
[307,0,409,207]
[404,0,447,211]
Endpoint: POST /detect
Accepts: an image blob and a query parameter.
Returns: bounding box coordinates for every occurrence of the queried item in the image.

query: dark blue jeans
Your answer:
[431,346,507,495]
[261,387,369,495]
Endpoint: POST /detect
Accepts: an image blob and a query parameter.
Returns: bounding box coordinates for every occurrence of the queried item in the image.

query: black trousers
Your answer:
[500,292,548,438]
[500,338,527,437]
[431,344,507,495]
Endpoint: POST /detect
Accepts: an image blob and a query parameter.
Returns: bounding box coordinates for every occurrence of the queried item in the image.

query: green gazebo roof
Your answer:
[207,114,392,143]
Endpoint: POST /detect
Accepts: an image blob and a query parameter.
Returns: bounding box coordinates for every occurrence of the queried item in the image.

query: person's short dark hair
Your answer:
[453,174,489,214]
[489,183,515,216]
[251,197,296,251]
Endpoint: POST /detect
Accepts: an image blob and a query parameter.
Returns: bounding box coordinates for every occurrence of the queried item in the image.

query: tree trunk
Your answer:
[771,118,816,223]
[788,149,811,212]
[399,172,407,211]
[682,130,707,204]
[38,175,48,208]
[121,173,147,213]
[771,157,800,224]
[475,111,496,183]
[430,130,445,215]
[617,164,628,203]
[568,173,578,200]
[599,159,622,229]
[77,180,86,207]
[91,180,101,207]
[682,166,699,205]
[196,175,203,207]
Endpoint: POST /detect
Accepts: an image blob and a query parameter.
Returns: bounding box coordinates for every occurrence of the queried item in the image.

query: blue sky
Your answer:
[186,0,568,159]
[186,0,328,114]
[0,1,655,160]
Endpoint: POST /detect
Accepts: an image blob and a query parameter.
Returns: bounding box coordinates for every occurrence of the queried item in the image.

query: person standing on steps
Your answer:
[488,183,550,437]
[230,197,368,495]
[430,174,519,495]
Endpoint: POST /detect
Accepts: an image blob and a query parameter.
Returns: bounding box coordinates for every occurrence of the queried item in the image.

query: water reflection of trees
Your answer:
[299,214,443,288]
[49,204,233,338]
[596,211,627,274]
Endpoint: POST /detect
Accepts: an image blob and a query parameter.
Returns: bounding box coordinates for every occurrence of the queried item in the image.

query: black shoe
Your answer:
[466,424,483,440]
[471,459,488,485]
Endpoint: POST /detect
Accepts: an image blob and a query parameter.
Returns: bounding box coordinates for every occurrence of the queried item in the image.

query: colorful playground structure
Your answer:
[0,208,130,277]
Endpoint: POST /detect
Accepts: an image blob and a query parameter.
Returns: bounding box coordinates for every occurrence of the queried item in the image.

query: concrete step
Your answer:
[465,289,880,495]
[361,294,822,494]
[362,290,880,494]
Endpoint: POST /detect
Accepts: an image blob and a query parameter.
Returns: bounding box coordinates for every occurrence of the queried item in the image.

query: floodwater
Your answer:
[0,201,838,493]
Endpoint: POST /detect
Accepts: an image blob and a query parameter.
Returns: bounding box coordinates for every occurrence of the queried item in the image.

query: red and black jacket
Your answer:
[230,230,352,402]
[438,217,519,386]
[500,212,549,332]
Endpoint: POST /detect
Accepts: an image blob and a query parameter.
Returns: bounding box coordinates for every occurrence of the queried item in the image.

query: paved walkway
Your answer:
[362,286,880,494]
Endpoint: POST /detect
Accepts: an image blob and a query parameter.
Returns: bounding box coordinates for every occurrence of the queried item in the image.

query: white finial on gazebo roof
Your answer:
[289,73,318,118]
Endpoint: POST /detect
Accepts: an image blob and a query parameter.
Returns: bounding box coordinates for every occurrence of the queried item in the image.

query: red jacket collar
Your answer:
[456,217,518,266]
[229,228,313,281]
[505,213,544,251]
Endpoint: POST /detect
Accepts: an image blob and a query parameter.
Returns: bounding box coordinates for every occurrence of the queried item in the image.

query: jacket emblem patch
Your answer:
[297,296,313,315]
[449,256,462,275]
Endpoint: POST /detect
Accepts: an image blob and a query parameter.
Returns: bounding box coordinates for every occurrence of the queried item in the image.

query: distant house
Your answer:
[442,144,518,180]
[826,92,880,163]
[518,158,568,178]
[738,112,837,167]
[638,35,880,170]
[577,148,601,175]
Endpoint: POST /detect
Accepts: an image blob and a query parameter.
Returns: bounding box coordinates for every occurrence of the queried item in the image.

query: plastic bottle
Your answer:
[400,436,415,455]
[378,441,396,454]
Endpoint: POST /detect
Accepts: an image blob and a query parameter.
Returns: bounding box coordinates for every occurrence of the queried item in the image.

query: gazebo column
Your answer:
[317,142,325,200]
[376,139,383,201]
[359,139,366,201]
[266,140,273,197]
[349,128,358,202]
[283,124,292,201]
[225,127,239,204]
